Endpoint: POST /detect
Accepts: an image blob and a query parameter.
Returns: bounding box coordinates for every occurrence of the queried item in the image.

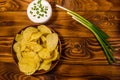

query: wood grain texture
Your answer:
[0,11,120,37]
[56,0,120,11]
[0,0,120,11]
[0,0,120,80]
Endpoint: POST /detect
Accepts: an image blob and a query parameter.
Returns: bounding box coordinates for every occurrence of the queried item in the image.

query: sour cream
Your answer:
[27,0,52,23]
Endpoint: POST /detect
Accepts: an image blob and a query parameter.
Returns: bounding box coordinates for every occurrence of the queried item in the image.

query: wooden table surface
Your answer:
[0,0,120,80]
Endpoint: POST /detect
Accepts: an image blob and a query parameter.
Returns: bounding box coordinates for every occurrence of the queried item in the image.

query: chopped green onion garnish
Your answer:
[33,15,36,17]
[30,11,33,14]
[36,8,39,10]
[34,3,36,5]
[36,11,39,14]
[38,16,40,18]
[37,0,42,4]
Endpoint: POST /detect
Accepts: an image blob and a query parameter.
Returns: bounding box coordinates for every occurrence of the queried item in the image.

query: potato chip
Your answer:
[51,47,60,61]
[38,48,51,59]
[44,47,59,62]
[20,39,27,51]
[18,58,37,75]
[40,36,47,47]
[22,51,36,58]
[22,27,38,41]
[33,54,42,70]
[46,33,58,51]
[13,42,21,54]
[13,42,22,61]
[24,48,30,52]
[41,36,46,43]
[15,34,23,42]
[38,60,52,71]
[30,32,42,41]
[26,42,43,52]
[38,25,52,35]
[16,52,22,61]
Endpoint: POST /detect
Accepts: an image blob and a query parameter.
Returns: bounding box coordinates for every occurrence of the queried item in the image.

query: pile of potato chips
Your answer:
[13,25,60,75]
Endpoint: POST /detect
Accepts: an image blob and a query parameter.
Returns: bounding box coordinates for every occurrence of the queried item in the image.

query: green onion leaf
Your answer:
[56,5,116,64]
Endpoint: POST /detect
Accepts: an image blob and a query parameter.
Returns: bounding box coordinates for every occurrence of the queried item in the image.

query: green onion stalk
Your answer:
[56,5,116,64]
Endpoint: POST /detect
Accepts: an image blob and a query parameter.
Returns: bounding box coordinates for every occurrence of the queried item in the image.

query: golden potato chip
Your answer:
[21,54,42,72]
[34,54,42,63]
[16,52,22,61]
[41,36,46,43]
[38,60,52,71]
[51,47,60,61]
[13,42,22,61]
[13,42,21,54]
[38,48,51,59]
[33,54,42,70]
[26,42,43,52]
[24,48,30,52]
[40,36,47,47]
[22,51,36,58]
[22,27,38,41]
[30,32,42,41]
[46,33,58,51]
[20,39,27,51]
[18,58,37,75]
[45,47,59,62]
[38,25,52,35]
[15,34,23,42]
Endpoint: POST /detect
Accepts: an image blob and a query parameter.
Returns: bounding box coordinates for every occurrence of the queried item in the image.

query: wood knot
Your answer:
[0,0,19,11]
